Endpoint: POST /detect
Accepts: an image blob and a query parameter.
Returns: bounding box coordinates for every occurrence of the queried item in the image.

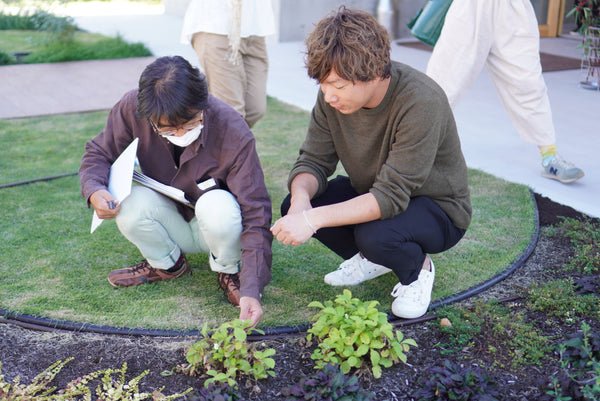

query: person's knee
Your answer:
[195,190,242,236]
[116,186,162,230]
[245,101,266,128]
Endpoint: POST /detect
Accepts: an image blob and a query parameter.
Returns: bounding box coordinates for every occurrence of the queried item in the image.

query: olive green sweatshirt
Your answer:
[289,61,472,230]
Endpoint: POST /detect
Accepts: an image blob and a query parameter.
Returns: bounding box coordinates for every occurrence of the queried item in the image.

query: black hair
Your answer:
[137,56,209,126]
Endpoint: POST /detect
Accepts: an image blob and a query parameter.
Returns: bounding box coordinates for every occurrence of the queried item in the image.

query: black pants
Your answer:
[281,176,466,285]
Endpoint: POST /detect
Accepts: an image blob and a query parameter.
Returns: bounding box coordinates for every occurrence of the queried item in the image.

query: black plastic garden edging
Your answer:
[0,173,540,339]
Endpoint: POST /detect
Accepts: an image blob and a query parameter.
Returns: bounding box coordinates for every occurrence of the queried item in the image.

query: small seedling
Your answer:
[184,319,276,388]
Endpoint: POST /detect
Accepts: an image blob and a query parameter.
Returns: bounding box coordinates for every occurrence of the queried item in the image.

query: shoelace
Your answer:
[129,261,154,274]
[551,156,576,170]
[220,274,240,292]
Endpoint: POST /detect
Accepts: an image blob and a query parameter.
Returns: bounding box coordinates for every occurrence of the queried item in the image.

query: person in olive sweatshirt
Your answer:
[271,7,471,319]
[80,56,272,327]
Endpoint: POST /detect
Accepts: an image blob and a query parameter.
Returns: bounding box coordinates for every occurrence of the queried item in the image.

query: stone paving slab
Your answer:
[0,57,155,119]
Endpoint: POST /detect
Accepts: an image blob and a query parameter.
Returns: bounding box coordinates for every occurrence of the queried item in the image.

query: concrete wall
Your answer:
[163,0,428,41]
[163,0,191,16]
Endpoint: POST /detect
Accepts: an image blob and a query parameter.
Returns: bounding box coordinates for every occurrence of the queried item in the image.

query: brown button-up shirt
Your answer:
[80,90,272,301]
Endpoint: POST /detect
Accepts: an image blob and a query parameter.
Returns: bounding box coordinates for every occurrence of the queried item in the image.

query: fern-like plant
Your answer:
[306,289,417,378]
[0,359,191,400]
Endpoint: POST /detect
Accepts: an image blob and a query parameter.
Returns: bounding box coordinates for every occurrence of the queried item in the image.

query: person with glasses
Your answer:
[79,56,272,327]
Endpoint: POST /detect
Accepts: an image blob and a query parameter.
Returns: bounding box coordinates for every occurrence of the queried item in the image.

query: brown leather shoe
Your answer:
[217,272,241,306]
[108,257,191,287]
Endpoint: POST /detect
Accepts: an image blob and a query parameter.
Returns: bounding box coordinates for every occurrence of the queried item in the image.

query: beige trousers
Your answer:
[426,0,556,146]
[192,32,269,128]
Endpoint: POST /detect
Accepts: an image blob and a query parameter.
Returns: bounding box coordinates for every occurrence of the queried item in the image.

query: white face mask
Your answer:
[165,123,203,147]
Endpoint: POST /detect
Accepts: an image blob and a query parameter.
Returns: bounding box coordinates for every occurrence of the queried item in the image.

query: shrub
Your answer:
[527,278,600,319]
[183,319,276,388]
[541,322,600,401]
[435,300,553,367]
[0,49,15,65]
[22,34,152,63]
[552,217,600,275]
[415,359,500,401]
[187,382,246,401]
[0,9,77,42]
[306,289,417,378]
[282,363,375,401]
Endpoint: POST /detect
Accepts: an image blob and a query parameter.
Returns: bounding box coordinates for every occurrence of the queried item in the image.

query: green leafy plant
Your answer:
[282,363,375,401]
[541,321,600,401]
[435,300,553,367]
[0,48,15,65]
[527,278,600,319]
[184,319,276,388]
[568,0,600,33]
[414,359,500,401]
[551,217,600,275]
[306,289,417,378]
[0,9,77,43]
[22,33,152,64]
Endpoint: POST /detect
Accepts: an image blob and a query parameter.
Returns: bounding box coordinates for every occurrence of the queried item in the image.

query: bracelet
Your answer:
[302,210,317,234]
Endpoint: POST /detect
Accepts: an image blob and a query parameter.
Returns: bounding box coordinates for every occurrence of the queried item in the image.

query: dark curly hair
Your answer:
[304,6,391,83]
[137,56,208,126]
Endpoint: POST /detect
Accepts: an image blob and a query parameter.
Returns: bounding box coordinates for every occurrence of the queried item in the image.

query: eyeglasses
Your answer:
[149,111,203,137]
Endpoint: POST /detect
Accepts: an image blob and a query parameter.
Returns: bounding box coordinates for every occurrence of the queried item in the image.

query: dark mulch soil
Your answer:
[1,193,598,400]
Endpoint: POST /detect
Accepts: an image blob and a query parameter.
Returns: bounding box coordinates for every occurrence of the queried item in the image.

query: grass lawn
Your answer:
[0,98,537,331]
[0,30,109,54]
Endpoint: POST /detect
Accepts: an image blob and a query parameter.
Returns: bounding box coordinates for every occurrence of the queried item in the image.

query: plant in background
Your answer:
[183,319,276,388]
[541,321,600,401]
[186,382,246,401]
[282,363,375,401]
[568,1,600,88]
[306,289,417,378]
[526,278,600,319]
[414,359,500,401]
[434,300,553,368]
[0,49,15,65]
[569,0,600,32]
[75,363,191,401]
[0,358,82,399]
[552,217,600,275]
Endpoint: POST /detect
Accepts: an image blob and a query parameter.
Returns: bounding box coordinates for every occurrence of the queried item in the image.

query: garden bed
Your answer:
[1,193,598,400]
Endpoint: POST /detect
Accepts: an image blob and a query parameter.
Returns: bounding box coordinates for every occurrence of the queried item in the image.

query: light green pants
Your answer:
[116,186,242,273]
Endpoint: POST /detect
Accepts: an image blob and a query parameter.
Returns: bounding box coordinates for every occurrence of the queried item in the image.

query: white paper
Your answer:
[132,170,194,208]
[90,138,139,233]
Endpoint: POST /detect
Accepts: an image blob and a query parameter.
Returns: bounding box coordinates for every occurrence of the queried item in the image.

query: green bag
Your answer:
[407,0,454,47]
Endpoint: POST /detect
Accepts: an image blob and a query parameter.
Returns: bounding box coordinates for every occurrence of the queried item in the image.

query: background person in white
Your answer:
[426,0,584,184]
[181,0,275,128]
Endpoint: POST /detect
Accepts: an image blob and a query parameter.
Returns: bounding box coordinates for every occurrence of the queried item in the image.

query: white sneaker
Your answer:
[390,259,435,319]
[324,253,392,286]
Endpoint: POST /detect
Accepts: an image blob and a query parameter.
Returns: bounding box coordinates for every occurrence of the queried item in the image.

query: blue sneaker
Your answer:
[542,155,584,184]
